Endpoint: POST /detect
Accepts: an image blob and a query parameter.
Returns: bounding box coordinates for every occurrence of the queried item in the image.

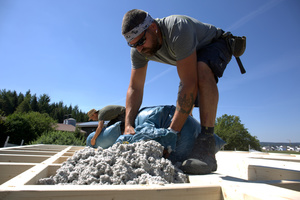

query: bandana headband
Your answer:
[123,13,154,43]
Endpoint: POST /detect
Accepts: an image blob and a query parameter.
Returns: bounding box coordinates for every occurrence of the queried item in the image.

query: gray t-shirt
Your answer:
[98,105,125,121]
[131,15,223,69]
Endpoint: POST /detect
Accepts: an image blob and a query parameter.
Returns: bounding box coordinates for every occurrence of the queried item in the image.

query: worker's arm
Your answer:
[124,65,147,135]
[91,120,104,145]
[169,51,198,132]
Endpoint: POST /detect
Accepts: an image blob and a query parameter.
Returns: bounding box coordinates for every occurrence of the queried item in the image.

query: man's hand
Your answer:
[124,125,136,135]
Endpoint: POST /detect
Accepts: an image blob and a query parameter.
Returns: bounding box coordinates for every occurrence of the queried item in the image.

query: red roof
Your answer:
[54,123,86,134]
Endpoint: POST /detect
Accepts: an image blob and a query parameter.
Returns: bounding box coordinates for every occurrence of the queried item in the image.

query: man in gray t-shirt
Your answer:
[122,9,235,175]
[87,105,125,146]
[131,15,224,69]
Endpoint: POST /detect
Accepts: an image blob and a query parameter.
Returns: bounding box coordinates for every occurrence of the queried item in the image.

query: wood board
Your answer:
[0,144,299,200]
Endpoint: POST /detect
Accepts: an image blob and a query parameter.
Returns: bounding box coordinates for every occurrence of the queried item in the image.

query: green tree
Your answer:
[25,112,56,137]
[0,90,14,115]
[4,112,56,145]
[15,97,31,113]
[17,92,24,108]
[0,89,89,123]
[31,94,39,112]
[4,112,32,145]
[11,90,18,111]
[38,94,51,113]
[30,131,85,146]
[215,114,260,151]
[0,114,8,146]
[25,90,32,100]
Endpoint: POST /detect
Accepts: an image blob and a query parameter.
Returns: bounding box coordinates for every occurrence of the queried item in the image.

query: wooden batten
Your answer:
[0,184,223,200]
[0,163,35,185]
[0,145,299,200]
[221,178,300,200]
[0,154,51,163]
[1,146,72,187]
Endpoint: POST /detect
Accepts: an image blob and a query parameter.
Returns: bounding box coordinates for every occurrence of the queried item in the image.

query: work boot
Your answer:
[180,133,217,174]
[181,158,211,175]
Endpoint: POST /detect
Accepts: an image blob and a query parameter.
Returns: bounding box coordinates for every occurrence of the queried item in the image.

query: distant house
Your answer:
[63,118,77,126]
[54,123,86,134]
[76,121,99,136]
[54,118,86,135]
[57,118,106,137]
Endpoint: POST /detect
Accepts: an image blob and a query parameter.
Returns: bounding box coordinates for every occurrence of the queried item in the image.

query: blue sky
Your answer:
[0,0,299,142]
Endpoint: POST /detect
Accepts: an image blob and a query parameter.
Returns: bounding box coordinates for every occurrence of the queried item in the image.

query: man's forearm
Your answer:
[170,83,197,132]
[94,127,101,138]
[171,50,198,133]
[94,121,104,138]
[125,87,143,127]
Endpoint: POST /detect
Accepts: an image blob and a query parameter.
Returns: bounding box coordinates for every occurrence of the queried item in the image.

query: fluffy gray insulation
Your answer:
[38,140,187,185]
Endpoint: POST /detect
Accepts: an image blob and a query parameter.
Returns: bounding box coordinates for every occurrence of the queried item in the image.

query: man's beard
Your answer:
[141,32,161,57]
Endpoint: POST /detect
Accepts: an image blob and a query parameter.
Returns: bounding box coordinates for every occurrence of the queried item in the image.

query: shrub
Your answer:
[30,131,85,146]
[3,112,56,145]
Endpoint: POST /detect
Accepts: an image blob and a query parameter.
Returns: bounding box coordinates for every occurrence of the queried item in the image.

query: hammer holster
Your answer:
[222,32,247,74]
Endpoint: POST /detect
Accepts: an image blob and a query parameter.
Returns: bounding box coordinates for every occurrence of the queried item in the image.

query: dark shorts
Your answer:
[179,37,232,107]
[197,37,232,80]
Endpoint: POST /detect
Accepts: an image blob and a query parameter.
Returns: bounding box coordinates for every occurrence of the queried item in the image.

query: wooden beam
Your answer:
[216,151,300,181]
[0,163,35,184]
[0,154,50,163]
[0,146,299,200]
[0,149,59,156]
[248,165,300,181]
[1,146,72,186]
[221,178,300,200]
[0,184,222,200]
[253,180,300,192]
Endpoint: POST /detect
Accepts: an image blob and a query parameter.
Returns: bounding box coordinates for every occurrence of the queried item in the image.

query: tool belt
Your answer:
[222,32,246,74]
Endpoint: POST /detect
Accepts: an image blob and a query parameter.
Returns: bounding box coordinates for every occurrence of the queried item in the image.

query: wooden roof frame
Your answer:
[0,144,299,199]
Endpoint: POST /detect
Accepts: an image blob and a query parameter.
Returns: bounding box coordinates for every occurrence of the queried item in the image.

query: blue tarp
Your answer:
[87,105,226,163]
